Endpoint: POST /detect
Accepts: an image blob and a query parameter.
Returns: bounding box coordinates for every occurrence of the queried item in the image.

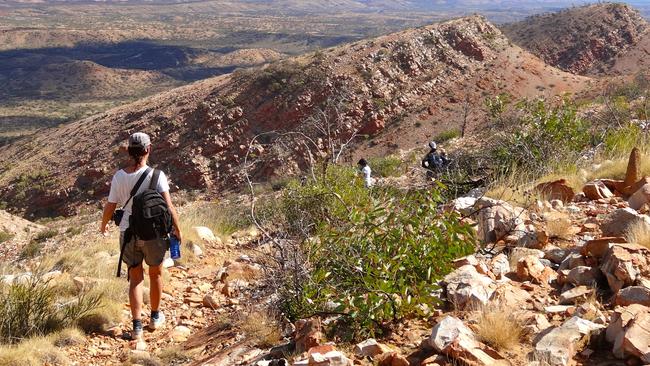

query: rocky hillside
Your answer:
[501,3,650,75]
[0,14,591,217]
[1,60,178,100]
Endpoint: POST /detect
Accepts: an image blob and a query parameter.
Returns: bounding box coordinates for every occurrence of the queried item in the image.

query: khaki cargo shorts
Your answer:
[120,231,169,268]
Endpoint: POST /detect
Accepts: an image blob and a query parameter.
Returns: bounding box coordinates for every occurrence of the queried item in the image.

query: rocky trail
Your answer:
[13,148,642,366]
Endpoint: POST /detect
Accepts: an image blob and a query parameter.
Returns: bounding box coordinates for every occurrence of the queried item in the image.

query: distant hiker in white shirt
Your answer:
[357,158,375,188]
[99,132,182,344]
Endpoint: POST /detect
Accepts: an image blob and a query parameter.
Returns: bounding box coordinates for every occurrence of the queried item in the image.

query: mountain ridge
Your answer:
[0,14,590,217]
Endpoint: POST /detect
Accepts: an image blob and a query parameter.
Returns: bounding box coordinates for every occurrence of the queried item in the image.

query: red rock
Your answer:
[376,352,410,366]
[535,179,575,203]
[601,244,650,293]
[583,181,614,201]
[295,319,323,354]
[581,237,627,257]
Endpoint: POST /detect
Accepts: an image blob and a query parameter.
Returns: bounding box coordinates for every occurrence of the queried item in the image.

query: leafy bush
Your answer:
[0,276,102,344]
[369,155,403,177]
[434,129,461,143]
[489,97,590,176]
[280,184,475,338]
[279,165,371,237]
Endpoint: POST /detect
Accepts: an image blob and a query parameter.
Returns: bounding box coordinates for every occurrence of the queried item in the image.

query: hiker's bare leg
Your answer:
[148,265,162,312]
[129,265,145,320]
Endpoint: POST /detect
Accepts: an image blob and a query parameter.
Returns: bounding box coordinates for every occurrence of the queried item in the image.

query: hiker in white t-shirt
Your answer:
[99,132,182,343]
[357,158,375,188]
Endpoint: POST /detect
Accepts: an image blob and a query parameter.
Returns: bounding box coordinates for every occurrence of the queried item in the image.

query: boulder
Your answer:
[295,319,323,354]
[535,179,575,203]
[615,286,650,306]
[307,351,352,366]
[510,247,545,259]
[534,317,605,366]
[489,253,510,278]
[447,196,478,216]
[516,255,546,283]
[429,316,510,366]
[628,183,650,210]
[606,304,650,362]
[601,244,650,293]
[475,198,527,243]
[188,243,203,257]
[582,181,614,201]
[490,283,532,309]
[517,226,549,249]
[600,208,650,237]
[202,293,220,309]
[566,266,601,287]
[354,339,392,358]
[376,352,410,366]
[443,265,495,309]
[558,253,586,271]
[580,237,627,258]
[545,247,570,265]
[171,325,191,341]
[559,286,594,305]
[192,226,221,244]
[520,311,552,334]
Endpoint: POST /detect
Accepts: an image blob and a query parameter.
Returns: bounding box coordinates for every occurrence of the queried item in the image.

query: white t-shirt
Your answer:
[361,166,374,187]
[108,166,170,232]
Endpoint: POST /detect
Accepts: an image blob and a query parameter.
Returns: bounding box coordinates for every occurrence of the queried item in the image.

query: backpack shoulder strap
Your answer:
[148,169,161,191]
[123,167,151,208]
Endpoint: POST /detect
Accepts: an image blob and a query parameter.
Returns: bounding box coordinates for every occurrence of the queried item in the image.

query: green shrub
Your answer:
[603,122,643,156]
[489,97,590,176]
[0,276,102,344]
[301,189,475,338]
[20,241,42,259]
[434,129,461,143]
[279,165,370,237]
[33,229,57,243]
[369,156,403,178]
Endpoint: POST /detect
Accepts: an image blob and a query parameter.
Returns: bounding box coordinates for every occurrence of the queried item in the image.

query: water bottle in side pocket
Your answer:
[169,234,181,260]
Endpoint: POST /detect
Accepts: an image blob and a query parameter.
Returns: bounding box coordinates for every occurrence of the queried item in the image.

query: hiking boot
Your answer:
[149,312,165,330]
[129,327,143,341]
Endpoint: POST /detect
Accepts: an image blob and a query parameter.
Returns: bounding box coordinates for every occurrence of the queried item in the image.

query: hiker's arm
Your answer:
[100,202,117,234]
[162,191,182,242]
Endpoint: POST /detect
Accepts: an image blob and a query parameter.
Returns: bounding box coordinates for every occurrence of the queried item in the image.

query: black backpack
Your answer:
[129,169,172,241]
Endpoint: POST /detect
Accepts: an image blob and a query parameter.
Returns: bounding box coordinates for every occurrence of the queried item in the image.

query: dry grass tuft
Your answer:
[0,333,70,366]
[472,302,524,351]
[544,212,574,239]
[157,346,192,364]
[624,220,650,249]
[238,310,282,348]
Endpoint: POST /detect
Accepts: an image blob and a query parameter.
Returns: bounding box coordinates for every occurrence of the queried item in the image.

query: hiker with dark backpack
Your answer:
[100,132,182,343]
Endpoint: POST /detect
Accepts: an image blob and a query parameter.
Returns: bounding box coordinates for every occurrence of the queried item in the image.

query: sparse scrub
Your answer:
[472,302,524,350]
[434,128,461,143]
[624,221,650,249]
[369,155,403,177]
[33,229,58,243]
[20,241,43,259]
[239,310,282,348]
[0,231,13,244]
